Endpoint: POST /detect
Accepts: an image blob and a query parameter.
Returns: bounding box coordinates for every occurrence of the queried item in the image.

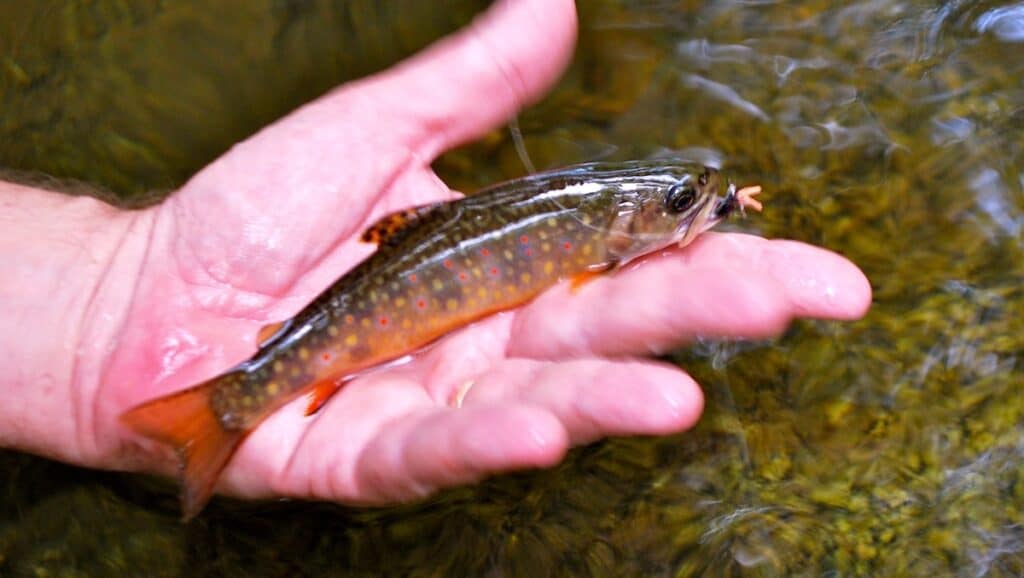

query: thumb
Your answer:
[360,0,578,161]
[168,0,576,299]
[183,0,576,207]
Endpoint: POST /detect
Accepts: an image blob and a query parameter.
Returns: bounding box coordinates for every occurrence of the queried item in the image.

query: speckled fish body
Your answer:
[120,160,758,519]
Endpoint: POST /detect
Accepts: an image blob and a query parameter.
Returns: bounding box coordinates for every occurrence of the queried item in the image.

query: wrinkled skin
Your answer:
[0,0,870,506]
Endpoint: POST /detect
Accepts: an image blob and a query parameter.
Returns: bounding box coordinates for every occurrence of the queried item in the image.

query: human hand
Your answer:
[2,0,870,510]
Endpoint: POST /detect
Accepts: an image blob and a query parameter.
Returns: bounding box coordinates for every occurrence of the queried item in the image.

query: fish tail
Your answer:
[120,370,248,521]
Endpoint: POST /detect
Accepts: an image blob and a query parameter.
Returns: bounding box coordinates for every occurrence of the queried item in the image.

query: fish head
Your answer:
[607,164,734,262]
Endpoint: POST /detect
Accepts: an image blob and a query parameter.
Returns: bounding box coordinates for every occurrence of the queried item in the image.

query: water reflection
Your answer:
[931,116,975,145]
[971,167,1023,240]
[680,73,769,120]
[975,2,1024,41]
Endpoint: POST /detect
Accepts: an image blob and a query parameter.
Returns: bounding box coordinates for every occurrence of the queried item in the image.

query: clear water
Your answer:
[2,1,1023,576]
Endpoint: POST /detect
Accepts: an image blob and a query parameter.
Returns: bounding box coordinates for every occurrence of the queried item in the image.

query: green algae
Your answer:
[3,0,1024,576]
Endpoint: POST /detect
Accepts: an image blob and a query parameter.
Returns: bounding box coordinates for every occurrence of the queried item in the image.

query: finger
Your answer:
[681,233,872,320]
[406,312,515,405]
[360,0,578,159]
[508,233,872,359]
[352,404,568,503]
[183,0,576,205]
[461,358,704,445]
[224,373,433,501]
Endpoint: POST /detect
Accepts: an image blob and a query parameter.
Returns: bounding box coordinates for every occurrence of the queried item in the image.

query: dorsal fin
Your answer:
[360,203,443,245]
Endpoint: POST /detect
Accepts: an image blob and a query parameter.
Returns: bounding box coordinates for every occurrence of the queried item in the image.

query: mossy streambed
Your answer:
[2,1,1023,575]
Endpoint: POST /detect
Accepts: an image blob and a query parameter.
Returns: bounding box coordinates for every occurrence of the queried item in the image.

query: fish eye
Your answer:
[665,183,697,213]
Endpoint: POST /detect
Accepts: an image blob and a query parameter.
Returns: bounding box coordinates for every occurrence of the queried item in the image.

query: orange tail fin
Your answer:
[120,371,247,521]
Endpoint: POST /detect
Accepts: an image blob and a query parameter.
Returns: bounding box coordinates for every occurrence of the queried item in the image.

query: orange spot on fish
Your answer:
[458,272,468,281]
[480,248,490,257]
[409,274,418,283]
[417,299,426,309]
[444,259,453,269]
[322,352,331,361]
[344,314,354,324]
[524,248,533,257]
[563,242,573,251]
[489,267,499,276]
[519,235,529,245]
[379,316,389,327]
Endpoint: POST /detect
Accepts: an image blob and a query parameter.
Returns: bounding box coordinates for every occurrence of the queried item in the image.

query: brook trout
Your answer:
[121,161,762,519]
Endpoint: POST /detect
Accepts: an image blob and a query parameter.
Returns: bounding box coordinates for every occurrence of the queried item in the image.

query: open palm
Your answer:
[82,0,871,508]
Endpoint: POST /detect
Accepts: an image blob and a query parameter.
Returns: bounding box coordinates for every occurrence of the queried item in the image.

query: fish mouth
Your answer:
[712,183,741,221]
[676,180,755,248]
[677,193,719,248]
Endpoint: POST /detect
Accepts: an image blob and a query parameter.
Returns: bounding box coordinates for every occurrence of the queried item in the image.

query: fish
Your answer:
[120,160,763,520]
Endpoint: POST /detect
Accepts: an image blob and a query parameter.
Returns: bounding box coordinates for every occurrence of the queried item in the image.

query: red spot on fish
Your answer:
[443,260,453,269]
[458,272,468,281]
[519,235,529,245]
[563,242,573,251]
[480,248,490,257]
[490,267,499,276]
[524,248,533,257]
[379,316,389,327]
[409,274,418,283]
[417,299,426,309]
[322,353,331,361]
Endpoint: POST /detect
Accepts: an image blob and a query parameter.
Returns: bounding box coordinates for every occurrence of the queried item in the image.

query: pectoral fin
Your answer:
[304,379,340,416]
[256,320,291,348]
[568,261,617,294]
